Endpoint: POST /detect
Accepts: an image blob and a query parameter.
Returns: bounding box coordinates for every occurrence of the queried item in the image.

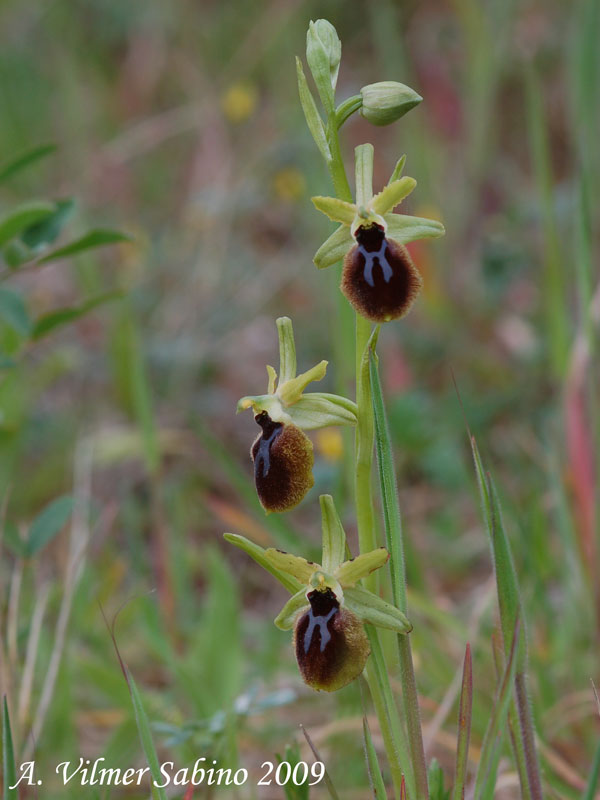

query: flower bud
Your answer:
[341,224,423,323]
[306,20,341,111]
[360,81,422,126]
[251,412,314,512]
[293,587,370,692]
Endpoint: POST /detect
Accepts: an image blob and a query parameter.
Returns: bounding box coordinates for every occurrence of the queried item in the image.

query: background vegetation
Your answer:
[0,0,598,797]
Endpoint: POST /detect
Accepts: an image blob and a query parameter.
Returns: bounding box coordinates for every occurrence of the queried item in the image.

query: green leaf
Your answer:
[37,228,132,263]
[296,57,331,163]
[0,202,55,247]
[274,589,308,630]
[362,715,388,799]
[428,759,450,800]
[474,621,521,800]
[22,198,75,249]
[125,668,168,800]
[306,19,341,113]
[320,494,347,574]
[2,240,32,269]
[313,223,353,269]
[452,644,473,800]
[369,345,407,612]
[27,495,74,557]
[470,438,526,669]
[384,212,445,244]
[0,143,56,184]
[32,291,123,340]
[2,698,17,800]
[223,534,302,595]
[0,289,31,336]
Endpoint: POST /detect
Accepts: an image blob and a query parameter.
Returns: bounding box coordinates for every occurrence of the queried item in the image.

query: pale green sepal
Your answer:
[278,360,327,406]
[264,548,319,583]
[354,143,374,207]
[389,154,407,183]
[276,316,296,384]
[296,57,331,163]
[384,212,445,244]
[274,589,309,630]
[336,547,389,585]
[311,196,356,224]
[371,177,416,216]
[320,494,347,573]
[288,392,357,430]
[313,224,353,269]
[223,534,302,595]
[345,586,412,633]
[266,365,277,394]
[306,20,341,114]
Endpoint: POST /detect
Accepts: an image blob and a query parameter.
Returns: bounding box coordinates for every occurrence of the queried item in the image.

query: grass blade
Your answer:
[300,724,340,800]
[582,738,600,800]
[2,697,17,800]
[471,436,543,798]
[474,621,521,800]
[452,643,473,800]
[0,144,56,184]
[125,668,168,800]
[370,344,429,800]
[363,715,388,799]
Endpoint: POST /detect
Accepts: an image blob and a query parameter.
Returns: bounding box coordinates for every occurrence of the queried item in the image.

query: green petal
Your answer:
[345,586,412,634]
[287,392,357,430]
[320,494,347,573]
[313,224,353,269]
[266,365,277,394]
[370,177,416,216]
[311,196,356,224]
[274,588,309,630]
[276,316,297,384]
[336,547,389,586]
[384,212,445,244]
[388,154,407,183]
[264,547,319,582]
[278,360,327,406]
[223,534,302,594]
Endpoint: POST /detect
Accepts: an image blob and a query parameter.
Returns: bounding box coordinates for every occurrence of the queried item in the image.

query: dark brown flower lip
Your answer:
[253,411,283,478]
[354,224,393,287]
[250,413,314,512]
[301,588,340,654]
[341,224,423,323]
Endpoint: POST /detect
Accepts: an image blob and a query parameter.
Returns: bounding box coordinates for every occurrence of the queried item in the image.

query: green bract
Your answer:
[237,316,357,430]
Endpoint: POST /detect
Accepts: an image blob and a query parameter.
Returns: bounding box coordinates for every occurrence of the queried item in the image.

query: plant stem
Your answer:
[325,113,404,797]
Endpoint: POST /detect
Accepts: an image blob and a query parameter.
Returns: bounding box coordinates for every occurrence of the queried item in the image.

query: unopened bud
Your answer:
[360,81,422,126]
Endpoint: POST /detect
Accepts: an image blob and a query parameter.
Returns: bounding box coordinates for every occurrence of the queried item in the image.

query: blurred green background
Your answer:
[0,0,598,797]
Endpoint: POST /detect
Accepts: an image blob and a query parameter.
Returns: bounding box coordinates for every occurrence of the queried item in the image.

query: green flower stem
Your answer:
[325,111,404,795]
